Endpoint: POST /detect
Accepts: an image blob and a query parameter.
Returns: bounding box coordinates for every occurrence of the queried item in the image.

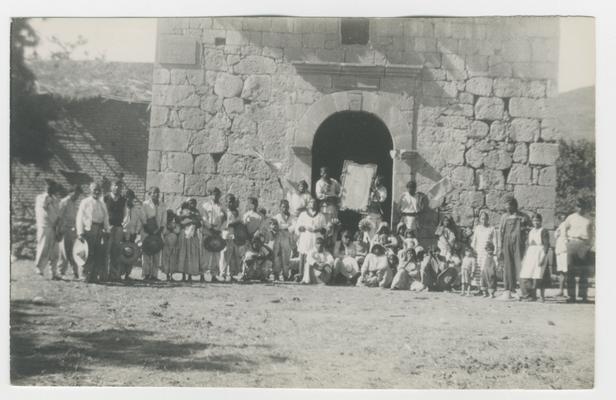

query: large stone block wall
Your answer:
[148,16,560,234]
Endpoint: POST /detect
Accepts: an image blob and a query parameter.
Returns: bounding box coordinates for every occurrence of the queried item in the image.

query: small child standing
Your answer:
[460,247,477,296]
[243,197,263,238]
[480,242,498,298]
[161,211,180,281]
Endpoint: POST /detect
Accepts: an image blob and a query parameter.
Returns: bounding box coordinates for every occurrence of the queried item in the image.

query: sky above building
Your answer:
[25,17,595,93]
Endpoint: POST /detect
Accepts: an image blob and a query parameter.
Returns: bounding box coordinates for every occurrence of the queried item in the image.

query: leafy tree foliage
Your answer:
[555,139,595,214]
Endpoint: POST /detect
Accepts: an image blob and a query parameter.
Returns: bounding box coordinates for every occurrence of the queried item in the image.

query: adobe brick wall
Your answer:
[148,17,560,238]
[10,97,150,259]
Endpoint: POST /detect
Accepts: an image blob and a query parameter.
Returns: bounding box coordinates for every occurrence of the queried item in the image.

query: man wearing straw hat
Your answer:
[57,184,83,279]
[76,182,110,283]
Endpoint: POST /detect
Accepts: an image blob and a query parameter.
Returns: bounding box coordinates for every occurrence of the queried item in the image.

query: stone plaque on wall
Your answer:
[157,35,198,65]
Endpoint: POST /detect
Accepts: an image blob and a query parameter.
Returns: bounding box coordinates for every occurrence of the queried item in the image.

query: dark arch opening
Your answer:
[311,111,394,232]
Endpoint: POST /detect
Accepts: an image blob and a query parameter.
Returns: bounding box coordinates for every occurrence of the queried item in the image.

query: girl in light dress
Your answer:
[270,200,296,281]
[435,215,457,261]
[554,212,568,297]
[177,199,204,283]
[459,247,477,296]
[471,211,497,290]
[243,197,263,238]
[332,230,362,285]
[295,197,328,283]
[161,211,180,281]
[519,213,551,302]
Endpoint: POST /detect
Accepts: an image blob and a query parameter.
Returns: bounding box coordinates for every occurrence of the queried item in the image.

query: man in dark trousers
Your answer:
[104,180,126,282]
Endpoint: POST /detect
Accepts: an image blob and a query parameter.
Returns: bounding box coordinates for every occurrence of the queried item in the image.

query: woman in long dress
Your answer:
[177,199,204,283]
[471,211,497,288]
[295,197,327,282]
[519,213,551,301]
[498,197,531,300]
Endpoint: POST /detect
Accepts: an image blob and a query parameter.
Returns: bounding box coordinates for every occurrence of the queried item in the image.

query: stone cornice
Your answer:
[292,62,423,79]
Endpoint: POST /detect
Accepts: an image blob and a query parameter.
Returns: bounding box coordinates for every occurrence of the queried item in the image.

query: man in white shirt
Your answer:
[398,180,428,234]
[76,182,110,283]
[57,184,83,279]
[564,198,594,303]
[34,180,61,279]
[141,186,166,281]
[286,180,311,218]
[315,167,342,243]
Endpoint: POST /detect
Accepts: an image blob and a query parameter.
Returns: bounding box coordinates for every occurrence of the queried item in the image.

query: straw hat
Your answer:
[118,242,141,265]
[142,234,164,255]
[204,234,227,252]
[72,239,89,268]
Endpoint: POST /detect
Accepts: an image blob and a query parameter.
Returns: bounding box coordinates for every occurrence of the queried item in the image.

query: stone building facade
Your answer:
[147,17,560,238]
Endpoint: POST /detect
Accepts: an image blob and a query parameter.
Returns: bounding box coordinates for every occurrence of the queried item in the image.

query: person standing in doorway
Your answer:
[141,187,166,281]
[498,197,531,301]
[34,179,62,279]
[315,166,341,229]
[57,184,83,279]
[76,182,110,283]
[104,180,126,281]
[563,198,594,303]
[398,180,428,235]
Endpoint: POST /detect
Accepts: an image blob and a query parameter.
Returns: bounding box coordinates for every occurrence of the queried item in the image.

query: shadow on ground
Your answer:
[10,299,278,383]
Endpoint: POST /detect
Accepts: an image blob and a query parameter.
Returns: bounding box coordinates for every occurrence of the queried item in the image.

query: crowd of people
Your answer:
[31,166,594,303]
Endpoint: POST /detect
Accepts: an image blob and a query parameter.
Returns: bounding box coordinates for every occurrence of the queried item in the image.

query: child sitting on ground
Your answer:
[480,242,498,298]
[239,234,273,282]
[303,236,335,285]
[357,243,393,288]
[460,247,477,296]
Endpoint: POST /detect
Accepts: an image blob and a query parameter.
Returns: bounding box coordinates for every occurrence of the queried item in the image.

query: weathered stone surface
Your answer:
[228,133,262,156]
[193,154,217,174]
[484,149,513,170]
[214,73,244,98]
[540,126,561,142]
[459,190,485,208]
[478,169,505,190]
[217,153,246,175]
[538,166,557,186]
[200,95,223,113]
[509,97,547,118]
[529,143,559,165]
[184,174,211,196]
[231,114,257,136]
[513,143,528,163]
[436,115,470,130]
[147,151,161,171]
[153,68,170,84]
[493,78,523,97]
[153,85,196,106]
[537,207,556,229]
[245,157,272,180]
[162,152,193,174]
[468,120,489,138]
[526,80,547,98]
[234,55,277,75]
[465,77,492,96]
[204,48,228,71]
[170,69,205,86]
[451,166,475,187]
[510,118,540,142]
[150,106,168,127]
[506,163,532,184]
[223,97,244,114]
[149,128,191,151]
[188,128,228,154]
[458,92,474,104]
[474,97,504,120]
[159,172,185,193]
[488,120,509,141]
[179,108,207,130]
[485,191,511,211]
[465,146,484,168]
[241,75,272,101]
[514,185,556,209]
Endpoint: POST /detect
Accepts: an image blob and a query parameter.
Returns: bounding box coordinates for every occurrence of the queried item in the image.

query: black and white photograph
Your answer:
[5,2,607,395]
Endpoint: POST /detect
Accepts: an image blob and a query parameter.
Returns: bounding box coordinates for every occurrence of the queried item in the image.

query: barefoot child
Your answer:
[480,242,498,298]
[460,247,477,296]
[303,236,334,285]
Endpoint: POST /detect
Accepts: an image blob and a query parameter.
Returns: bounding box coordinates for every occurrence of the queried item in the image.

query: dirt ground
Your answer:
[10,260,594,389]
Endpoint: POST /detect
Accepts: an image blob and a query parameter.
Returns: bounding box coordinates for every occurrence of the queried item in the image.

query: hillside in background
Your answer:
[548,86,595,142]
[26,58,153,103]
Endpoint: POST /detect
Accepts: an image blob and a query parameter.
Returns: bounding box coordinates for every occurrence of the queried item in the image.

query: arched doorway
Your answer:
[311,111,394,231]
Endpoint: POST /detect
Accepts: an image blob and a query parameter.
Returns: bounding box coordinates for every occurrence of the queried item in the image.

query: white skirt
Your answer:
[520,244,547,280]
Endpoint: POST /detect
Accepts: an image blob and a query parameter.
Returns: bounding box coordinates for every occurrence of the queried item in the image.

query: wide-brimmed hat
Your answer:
[437,267,458,289]
[204,234,227,252]
[118,242,141,265]
[371,243,386,254]
[72,239,89,267]
[142,234,164,255]
[229,221,250,246]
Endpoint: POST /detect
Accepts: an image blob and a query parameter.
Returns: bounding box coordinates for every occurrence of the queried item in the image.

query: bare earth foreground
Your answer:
[10,260,594,389]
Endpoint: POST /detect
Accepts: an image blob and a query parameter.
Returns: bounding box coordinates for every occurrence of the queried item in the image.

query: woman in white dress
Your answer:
[519,213,551,301]
[471,211,497,288]
[554,212,568,297]
[295,197,327,282]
